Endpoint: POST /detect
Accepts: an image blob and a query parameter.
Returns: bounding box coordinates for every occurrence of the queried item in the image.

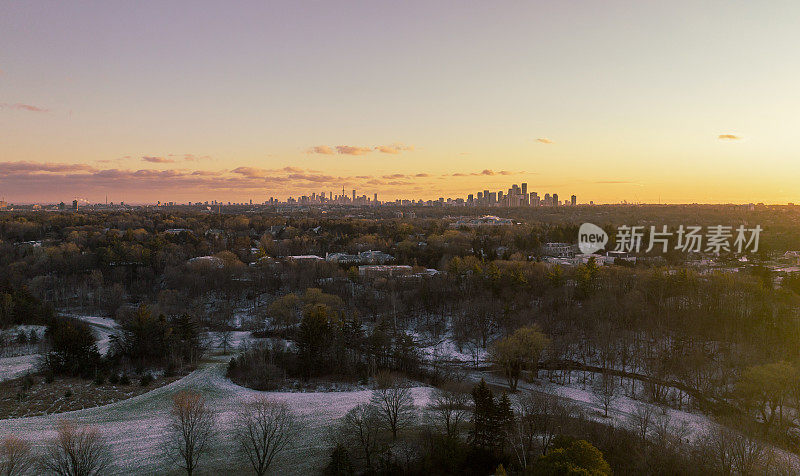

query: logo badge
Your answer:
[578,223,608,254]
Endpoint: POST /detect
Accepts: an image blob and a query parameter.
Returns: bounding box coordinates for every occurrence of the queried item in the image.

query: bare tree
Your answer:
[426,383,471,440]
[510,391,578,463]
[40,420,111,476]
[370,372,416,440]
[703,425,736,475]
[218,330,234,354]
[631,403,655,441]
[335,403,383,473]
[730,425,770,475]
[592,372,619,418]
[167,391,215,475]
[1,435,33,476]
[235,397,298,476]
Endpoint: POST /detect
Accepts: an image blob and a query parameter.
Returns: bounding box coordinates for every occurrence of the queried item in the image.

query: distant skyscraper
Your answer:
[352,189,356,202]
[571,194,576,206]
[72,199,78,211]
[552,193,559,206]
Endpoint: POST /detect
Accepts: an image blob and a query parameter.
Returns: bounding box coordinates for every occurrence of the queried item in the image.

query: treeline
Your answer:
[0,282,54,328]
[5,206,797,316]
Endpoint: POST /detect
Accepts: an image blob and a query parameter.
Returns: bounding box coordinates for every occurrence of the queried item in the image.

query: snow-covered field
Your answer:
[0,357,434,475]
[3,327,797,473]
[0,316,118,383]
[0,354,40,382]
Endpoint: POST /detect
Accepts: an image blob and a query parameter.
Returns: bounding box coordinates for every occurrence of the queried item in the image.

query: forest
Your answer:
[2,205,800,474]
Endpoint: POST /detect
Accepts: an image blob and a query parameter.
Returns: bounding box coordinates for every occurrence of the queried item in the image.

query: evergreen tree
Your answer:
[324,444,354,476]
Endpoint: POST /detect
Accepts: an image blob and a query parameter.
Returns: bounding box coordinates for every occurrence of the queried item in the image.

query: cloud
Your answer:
[287,173,336,183]
[375,143,414,154]
[0,161,96,173]
[191,170,224,176]
[335,145,373,155]
[718,134,741,141]
[231,167,269,178]
[170,154,210,161]
[382,174,407,179]
[142,156,175,163]
[475,169,512,176]
[536,138,553,144]
[1,103,49,113]
[414,173,431,178]
[308,143,413,156]
[307,145,335,155]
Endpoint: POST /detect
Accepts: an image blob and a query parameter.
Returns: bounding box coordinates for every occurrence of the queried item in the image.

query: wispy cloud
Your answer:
[141,156,175,163]
[169,153,210,162]
[307,145,335,155]
[309,143,414,156]
[231,167,269,178]
[718,134,741,141]
[375,143,414,154]
[1,103,49,113]
[0,161,96,173]
[475,169,513,176]
[335,145,373,155]
[536,138,553,144]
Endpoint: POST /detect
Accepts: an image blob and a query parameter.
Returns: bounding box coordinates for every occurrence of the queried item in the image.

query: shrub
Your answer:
[140,373,154,387]
[108,373,119,385]
[119,374,131,385]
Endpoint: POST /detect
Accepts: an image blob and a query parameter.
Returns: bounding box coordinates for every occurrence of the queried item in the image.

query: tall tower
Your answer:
[352,189,356,203]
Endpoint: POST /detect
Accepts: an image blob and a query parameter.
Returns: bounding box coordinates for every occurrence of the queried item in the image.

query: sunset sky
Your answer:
[2,1,799,204]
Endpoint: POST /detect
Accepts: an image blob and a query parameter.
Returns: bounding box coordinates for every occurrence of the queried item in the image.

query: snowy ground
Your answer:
[0,354,41,382]
[414,332,487,367]
[0,316,116,383]
[3,327,797,473]
[0,355,434,475]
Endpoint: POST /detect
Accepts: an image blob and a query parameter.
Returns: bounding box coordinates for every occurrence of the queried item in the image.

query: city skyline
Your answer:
[3,181,586,209]
[3,1,800,204]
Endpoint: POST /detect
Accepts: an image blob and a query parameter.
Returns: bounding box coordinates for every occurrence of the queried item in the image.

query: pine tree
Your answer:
[324,444,354,475]
[470,379,495,450]
[493,392,514,450]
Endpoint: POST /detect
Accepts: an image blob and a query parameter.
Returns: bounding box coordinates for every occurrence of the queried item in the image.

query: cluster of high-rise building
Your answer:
[4,183,582,210]
[466,183,577,207]
[269,188,379,206]
[267,183,579,208]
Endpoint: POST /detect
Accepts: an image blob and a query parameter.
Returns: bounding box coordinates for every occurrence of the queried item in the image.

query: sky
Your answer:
[2,1,800,204]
